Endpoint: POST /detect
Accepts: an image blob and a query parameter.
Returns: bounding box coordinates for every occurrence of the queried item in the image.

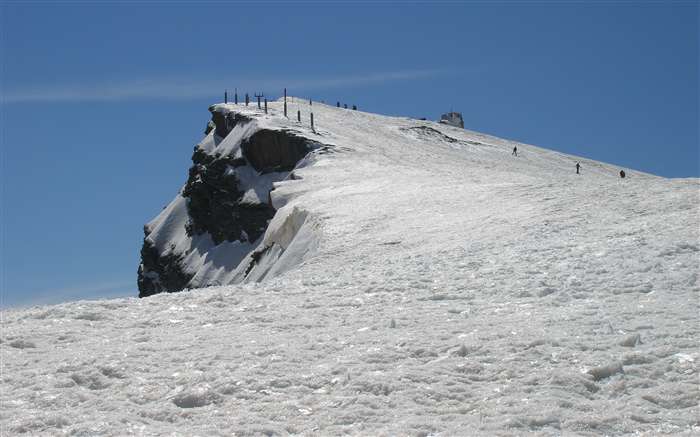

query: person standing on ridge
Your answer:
[620,170,626,178]
[576,162,581,174]
[512,146,517,156]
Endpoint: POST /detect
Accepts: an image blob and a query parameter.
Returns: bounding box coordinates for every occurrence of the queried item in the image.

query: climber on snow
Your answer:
[576,162,581,174]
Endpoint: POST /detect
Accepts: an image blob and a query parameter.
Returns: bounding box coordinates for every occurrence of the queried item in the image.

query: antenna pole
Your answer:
[254,92,264,109]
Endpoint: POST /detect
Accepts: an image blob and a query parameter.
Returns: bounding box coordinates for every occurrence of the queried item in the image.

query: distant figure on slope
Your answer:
[576,162,581,174]
[620,170,626,178]
[512,146,517,156]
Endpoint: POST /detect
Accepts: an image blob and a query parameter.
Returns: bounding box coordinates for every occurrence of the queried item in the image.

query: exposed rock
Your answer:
[209,106,253,138]
[138,238,193,298]
[204,120,215,135]
[244,244,273,277]
[137,106,315,297]
[242,129,311,173]
[401,126,459,143]
[183,148,274,245]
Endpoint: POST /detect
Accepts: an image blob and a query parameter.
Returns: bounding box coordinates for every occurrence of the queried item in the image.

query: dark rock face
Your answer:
[182,148,273,245]
[210,109,230,138]
[209,107,252,138]
[137,238,194,298]
[242,130,311,173]
[137,107,313,298]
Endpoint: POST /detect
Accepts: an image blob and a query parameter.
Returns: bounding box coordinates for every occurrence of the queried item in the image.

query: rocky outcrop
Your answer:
[210,110,252,138]
[137,105,315,297]
[182,146,272,245]
[137,238,193,298]
[242,130,310,173]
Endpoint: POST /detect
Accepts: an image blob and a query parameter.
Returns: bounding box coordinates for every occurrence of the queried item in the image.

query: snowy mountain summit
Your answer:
[3,98,699,436]
[137,99,327,296]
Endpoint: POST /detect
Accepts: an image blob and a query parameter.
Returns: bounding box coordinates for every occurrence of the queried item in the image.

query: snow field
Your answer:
[2,98,699,435]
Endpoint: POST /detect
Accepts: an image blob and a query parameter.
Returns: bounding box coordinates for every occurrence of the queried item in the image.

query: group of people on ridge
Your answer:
[511,146,626,178]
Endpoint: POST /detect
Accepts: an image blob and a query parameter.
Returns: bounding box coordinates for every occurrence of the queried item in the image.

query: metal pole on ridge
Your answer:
[284,88,287,117]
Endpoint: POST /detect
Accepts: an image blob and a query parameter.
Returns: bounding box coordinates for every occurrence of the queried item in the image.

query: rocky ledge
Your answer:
[137,105,318,297]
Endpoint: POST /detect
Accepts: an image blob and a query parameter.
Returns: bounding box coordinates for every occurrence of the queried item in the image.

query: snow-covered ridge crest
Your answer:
[138,96,674,298]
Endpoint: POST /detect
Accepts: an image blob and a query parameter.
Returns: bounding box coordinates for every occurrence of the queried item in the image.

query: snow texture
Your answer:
[2,97,699,436]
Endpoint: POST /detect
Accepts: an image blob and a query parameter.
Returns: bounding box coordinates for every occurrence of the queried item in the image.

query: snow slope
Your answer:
[2,98,699,436]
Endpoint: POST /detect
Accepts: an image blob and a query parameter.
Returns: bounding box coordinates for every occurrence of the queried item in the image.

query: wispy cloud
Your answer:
[2,69,448,103]
[2,280,135,308]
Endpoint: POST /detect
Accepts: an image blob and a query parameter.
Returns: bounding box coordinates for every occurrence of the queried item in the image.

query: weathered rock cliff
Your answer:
[137,105,316,297]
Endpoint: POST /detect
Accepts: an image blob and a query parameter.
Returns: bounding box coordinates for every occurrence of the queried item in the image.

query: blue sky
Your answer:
[1,2,697,307]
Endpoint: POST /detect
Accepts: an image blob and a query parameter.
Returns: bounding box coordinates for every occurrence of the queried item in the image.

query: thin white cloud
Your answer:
[3,280,135,308]
[1,69,448,103]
